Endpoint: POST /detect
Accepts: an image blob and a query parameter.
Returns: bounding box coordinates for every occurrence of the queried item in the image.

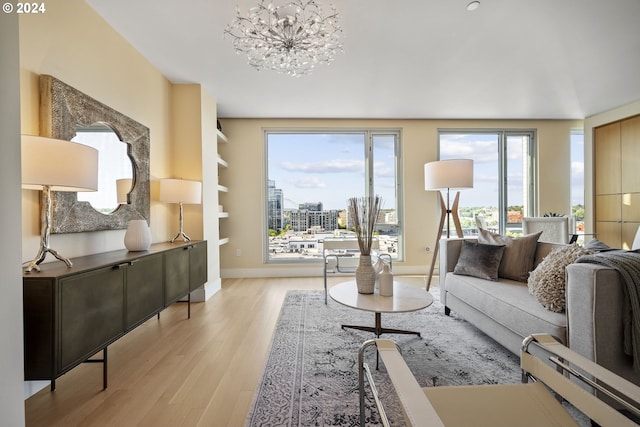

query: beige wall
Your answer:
[219,118,582,278]
[170,85,221,298]
[19,0,173,262]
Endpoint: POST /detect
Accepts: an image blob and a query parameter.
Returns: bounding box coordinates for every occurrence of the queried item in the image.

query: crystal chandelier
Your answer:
[224,0,343,76]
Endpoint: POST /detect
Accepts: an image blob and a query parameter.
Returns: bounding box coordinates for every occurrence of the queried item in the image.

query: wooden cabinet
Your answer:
[594,115,640,248]
[23,240,207,390]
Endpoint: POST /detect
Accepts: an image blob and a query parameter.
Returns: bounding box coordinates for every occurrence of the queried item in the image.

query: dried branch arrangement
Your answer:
[348,195,382,256]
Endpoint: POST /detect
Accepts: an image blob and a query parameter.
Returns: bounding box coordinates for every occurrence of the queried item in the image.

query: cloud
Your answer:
[279,158,364,173]
[287,176,327,189]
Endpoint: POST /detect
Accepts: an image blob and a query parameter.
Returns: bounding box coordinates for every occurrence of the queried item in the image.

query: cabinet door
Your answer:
[594,122,621,195]
[59,267,125,372]
[126,254,164,330]
[622,115,640,193]
[189,242,208,291]
[23,278,55,379]
[164,247,189,304]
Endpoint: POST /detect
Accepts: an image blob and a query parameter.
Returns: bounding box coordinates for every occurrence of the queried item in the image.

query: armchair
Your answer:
[359,334,640,426]
[522,216,574,244]
[322,238,391,304]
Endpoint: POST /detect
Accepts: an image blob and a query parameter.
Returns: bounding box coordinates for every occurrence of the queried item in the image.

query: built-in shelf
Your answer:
[217,127,229,246]
[216,129,228,143]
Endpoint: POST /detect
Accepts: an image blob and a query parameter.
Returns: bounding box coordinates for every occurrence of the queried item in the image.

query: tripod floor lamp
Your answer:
[424,159,474,291]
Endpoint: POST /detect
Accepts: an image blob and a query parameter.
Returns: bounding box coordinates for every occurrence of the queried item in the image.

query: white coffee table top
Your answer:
[329,280,433,314]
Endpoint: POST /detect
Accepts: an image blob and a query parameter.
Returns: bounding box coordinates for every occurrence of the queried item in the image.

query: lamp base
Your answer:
[24,247,73,273]
[169,231,191,243]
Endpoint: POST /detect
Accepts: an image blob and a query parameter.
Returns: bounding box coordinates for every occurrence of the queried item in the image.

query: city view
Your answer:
[267,180,399,261]
[266,130,585,261]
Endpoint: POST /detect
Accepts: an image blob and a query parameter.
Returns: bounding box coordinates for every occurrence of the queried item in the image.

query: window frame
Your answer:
[263,128,404,263]
[438,129,537,235]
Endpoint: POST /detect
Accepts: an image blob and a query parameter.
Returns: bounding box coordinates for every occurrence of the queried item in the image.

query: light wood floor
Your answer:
[27,276,412,427]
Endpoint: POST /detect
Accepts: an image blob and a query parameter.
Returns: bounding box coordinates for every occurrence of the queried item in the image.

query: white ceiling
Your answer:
[85,0,640,120]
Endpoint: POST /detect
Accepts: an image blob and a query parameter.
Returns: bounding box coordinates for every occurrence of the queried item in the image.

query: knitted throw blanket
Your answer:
[576,250,640,371]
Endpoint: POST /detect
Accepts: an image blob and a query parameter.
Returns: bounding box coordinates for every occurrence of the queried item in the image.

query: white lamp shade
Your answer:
[159,179,202,204]
[116,178,133,204]
[424,159,474,190]
[21,135,98,192]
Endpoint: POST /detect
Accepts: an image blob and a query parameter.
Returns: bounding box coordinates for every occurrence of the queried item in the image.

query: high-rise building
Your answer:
[267,180,284,231]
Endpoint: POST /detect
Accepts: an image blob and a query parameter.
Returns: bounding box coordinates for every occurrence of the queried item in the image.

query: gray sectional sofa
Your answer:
[439,237,640,388]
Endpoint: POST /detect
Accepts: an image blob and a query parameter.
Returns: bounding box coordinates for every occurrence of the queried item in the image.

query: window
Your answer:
[571,129,585,240]
[265,130,402,262]
[438,130,536,235]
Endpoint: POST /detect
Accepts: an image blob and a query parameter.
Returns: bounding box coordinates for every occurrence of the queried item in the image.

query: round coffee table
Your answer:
[329,280,433,337]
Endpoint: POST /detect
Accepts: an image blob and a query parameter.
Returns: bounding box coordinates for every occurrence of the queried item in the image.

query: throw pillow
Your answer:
[527,244,592,312]
[453,240,506,281]
[583,238,613,252]
[478,228,542,282]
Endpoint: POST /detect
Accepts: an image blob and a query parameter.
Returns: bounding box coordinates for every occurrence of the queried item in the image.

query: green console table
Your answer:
[23,240,207,391]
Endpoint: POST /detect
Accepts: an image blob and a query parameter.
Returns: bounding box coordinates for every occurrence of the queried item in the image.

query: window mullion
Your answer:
[365,131,374,197]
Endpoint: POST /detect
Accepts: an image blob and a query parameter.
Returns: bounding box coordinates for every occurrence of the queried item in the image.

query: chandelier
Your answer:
[224,0,343,76]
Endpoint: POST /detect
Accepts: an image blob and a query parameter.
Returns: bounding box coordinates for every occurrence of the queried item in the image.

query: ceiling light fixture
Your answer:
[224,0,343,77]
[466,1,480,11]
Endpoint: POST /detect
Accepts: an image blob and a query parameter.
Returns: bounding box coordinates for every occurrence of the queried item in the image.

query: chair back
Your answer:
[522,217,570,244]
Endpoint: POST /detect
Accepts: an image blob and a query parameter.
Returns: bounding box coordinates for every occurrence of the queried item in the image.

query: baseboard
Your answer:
[24,380,49,399]
[190,277,222,302]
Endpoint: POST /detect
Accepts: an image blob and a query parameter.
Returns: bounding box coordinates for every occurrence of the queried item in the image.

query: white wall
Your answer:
[0,11,26,427]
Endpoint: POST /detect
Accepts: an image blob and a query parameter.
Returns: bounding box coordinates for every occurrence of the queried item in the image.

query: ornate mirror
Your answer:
[40,75,150,233]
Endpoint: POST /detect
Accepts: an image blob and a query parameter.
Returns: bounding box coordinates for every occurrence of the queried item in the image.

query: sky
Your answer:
[268,132,397,211]
[267,130,584,212]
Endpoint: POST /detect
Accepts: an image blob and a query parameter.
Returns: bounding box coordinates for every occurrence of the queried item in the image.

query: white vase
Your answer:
[124,219,151,251]
[379,263,394,297]
[355,255,376,294]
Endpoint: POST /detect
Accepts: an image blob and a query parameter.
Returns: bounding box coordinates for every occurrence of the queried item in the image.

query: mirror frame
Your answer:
[40,75,150,233]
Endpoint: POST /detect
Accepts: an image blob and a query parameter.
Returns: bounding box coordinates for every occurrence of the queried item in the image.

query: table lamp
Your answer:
[424,159,474,290]
[116,178,133,204]
[159,178,202,243]
[21,135,99,273]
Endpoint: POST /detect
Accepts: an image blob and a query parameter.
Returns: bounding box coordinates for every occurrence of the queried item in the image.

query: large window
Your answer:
[265,130,402,262]
[571,129,585,240]
[439,130,536,235]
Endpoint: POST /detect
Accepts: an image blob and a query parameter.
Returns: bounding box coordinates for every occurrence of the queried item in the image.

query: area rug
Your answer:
[246,288,586,426]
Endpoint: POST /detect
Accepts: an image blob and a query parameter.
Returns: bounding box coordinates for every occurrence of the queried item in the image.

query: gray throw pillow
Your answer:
[478,228,542,282]
[528,244,592,312]
[584,238,613,252]
[454,240,506,281]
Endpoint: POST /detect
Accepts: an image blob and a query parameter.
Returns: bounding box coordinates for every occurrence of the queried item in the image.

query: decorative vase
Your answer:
[355,255,376,294]
[124,219,151,251]
[379,263,394,297]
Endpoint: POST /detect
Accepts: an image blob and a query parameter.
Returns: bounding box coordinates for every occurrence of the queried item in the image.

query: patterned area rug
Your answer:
[246,288,586,426]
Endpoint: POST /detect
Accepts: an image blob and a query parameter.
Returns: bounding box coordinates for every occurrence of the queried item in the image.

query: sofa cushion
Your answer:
[445,272,567,343]
[528,244,592,312]
[478,229,542,282]
[454,241,505,281]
